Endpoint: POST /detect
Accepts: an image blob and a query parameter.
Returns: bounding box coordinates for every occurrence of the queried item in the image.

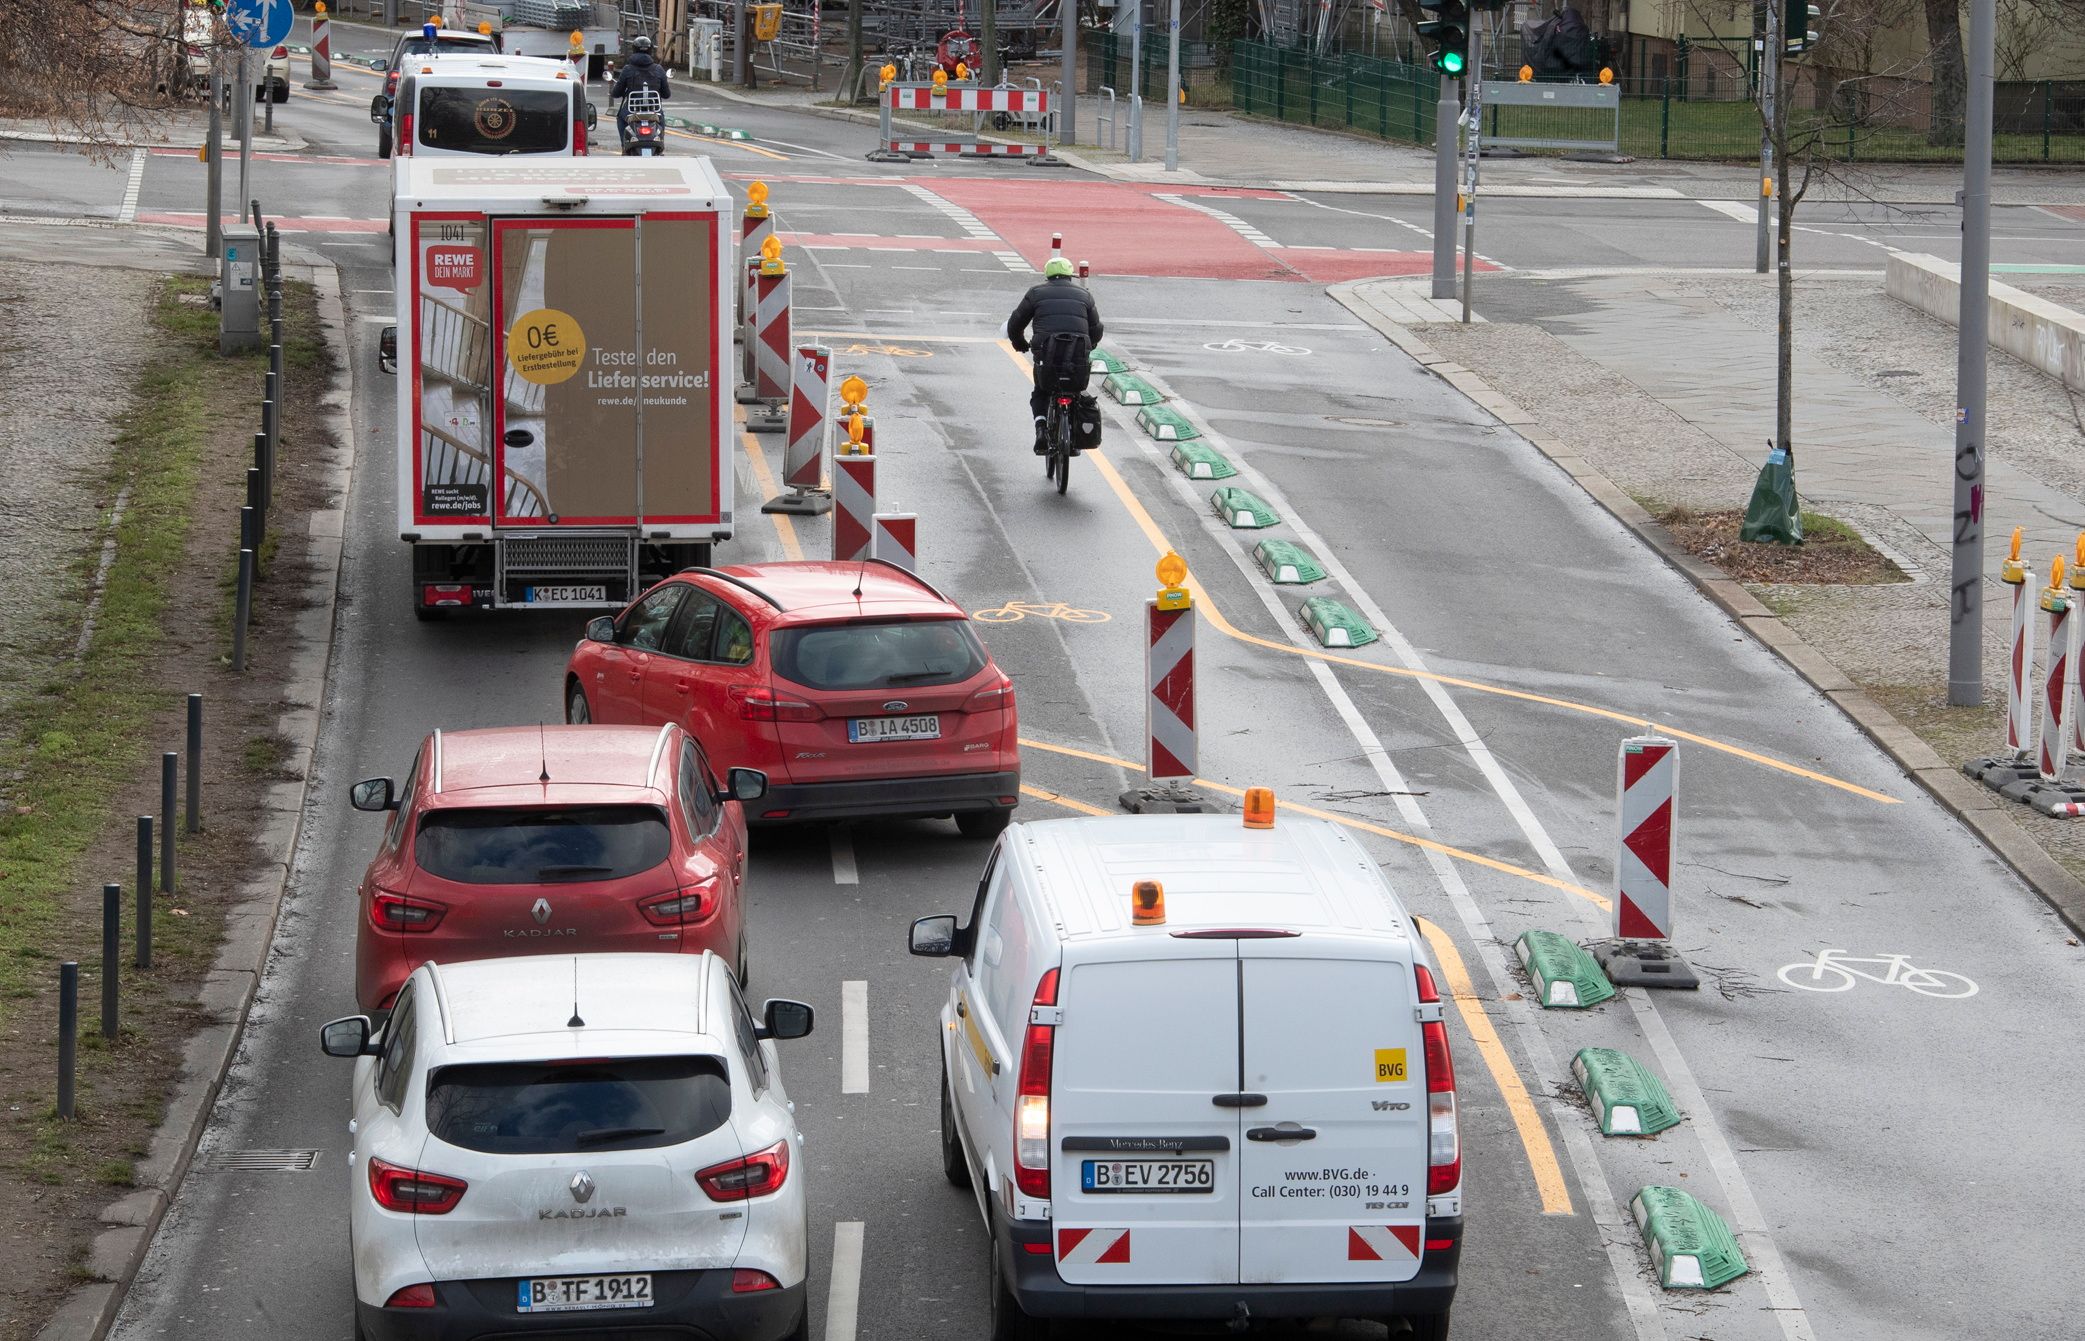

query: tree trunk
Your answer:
[1775,64,1794,458]
[845,1,864,104]
[1924,0,1967,146]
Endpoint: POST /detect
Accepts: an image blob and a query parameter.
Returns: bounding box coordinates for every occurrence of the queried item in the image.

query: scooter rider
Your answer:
[1006,257,1103,454]
[611,36,671,144]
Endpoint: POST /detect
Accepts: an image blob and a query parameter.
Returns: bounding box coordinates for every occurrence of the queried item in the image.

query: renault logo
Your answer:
[883,700,908,712]
[570,1171,595,1204]
[531,897,553,925]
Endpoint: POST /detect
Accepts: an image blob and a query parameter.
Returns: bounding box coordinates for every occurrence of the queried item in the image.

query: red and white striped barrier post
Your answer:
[2038,557,2072,783]
[871,513,917,571]
[1077,259,1090,287]
[1589,735,1698,989]
[2003,528,2035,758]
[738,181,774,341]
[762,345,834,515]
[305,2,338,89]
[749,237,790,432]
[831,436,876,562]
[1120,554,1214,813]
[2067,534,2085,766]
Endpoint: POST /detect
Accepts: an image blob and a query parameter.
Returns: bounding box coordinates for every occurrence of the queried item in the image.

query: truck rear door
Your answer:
[1236,947,1429,1285]
[1048,947,1241,1287]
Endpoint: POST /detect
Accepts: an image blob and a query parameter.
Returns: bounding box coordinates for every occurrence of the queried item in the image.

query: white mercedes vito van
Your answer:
[908,794,1462,1340]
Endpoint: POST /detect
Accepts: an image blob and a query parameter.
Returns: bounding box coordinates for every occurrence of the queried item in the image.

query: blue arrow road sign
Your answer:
[225,0,293,50]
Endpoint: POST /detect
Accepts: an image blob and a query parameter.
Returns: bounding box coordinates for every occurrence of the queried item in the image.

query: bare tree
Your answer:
[1922,0,1966,144]
[0,0,195,149]
[1994,0,2065,80]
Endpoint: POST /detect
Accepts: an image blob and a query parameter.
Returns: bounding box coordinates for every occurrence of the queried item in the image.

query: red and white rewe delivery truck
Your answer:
[388,158,733,617]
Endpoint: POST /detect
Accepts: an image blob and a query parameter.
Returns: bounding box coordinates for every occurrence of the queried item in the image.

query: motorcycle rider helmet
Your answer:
[1043,257,1075,278]
[632,35,654,52]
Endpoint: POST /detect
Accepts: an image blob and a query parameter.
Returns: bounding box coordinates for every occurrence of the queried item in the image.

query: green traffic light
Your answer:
[1438,50,1466,75]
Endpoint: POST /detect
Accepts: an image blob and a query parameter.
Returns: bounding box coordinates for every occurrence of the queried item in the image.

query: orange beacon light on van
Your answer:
[1131,880,1166,925]
[1243,787,1276,829]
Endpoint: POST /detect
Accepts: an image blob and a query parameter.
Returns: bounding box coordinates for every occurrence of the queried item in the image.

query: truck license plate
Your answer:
[516,1273,653,1313]
[848,714,939,743]
[1082,1159,1216,1193]
[523,585,608,604]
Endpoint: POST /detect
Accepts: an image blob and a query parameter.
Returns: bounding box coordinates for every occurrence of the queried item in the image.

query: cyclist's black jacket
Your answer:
[1005,276,1103,356]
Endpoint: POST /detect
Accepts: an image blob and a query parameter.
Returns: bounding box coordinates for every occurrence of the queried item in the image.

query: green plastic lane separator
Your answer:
[1171,442,1235,480]
[1254,539,1325,585]
[1514,930,1615,1009]
[1572,1048,1680,1136]
[1296,596,1376,648]
[1211,486,1278,530]
[1631,1187,1749,1290]
[1138,404,1201,442]
[1103,372,1162,406]
[697,124,754,141]
[1091,347,1129,376]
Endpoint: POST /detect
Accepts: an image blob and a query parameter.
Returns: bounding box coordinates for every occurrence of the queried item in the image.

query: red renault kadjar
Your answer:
[349,724,767,1013]
[562,561,1020,836]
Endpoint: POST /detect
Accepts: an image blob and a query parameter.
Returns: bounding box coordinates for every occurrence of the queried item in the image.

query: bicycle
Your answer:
[1043,388,1075,495]
[971,600,1110,624]
[1775,949,1978,998]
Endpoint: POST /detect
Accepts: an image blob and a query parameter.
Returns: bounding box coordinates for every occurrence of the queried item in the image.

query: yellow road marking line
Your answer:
[667,127,789,160]
[1030,386,1896,807]
[1414,918,1575,1215]
[738,414,803,561]
[807,330,1010,345]
[1017,736,1609,910]
[1018,751,1574,1216]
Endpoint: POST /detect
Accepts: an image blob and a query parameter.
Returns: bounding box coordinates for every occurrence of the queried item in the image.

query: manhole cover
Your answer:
[210,1148,320,1171]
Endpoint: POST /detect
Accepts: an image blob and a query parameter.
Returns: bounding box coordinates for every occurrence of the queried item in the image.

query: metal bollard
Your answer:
[233,549,254,672]
[57,963,78,1120]
[101,884,120,1039]
[241,503,257,561]
[186,694,203,834]
[136,817,153,970]
[246,465,265,563]
[260,400,277,491]
[161,752,178,885]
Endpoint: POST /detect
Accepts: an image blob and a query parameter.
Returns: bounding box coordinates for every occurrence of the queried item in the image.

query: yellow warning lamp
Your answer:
[838,373,868,416]
[2002,527,2028,586]
[315,1,328,13]
[955,61,969,81]
[1598,67,1614,85]
[759,234,786,276]
[429,13,441,25]
[1761,176,1774,199]
[745,179,770,220]
[478,21,492,35]
[1130,880,1166,926]
[879,62,897,89]
[1154,550,1191,612]
[842,412,868,454]
[931,67,949,95]
[1518,64,1533,82]
[197,143,209,162]
[2042,556,2070,614]
[2071,533,2085,591]
[1243,787,1277,830]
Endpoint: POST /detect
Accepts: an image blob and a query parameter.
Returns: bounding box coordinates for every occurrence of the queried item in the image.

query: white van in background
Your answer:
[375,54,593,161]
[908,795,1463,1340]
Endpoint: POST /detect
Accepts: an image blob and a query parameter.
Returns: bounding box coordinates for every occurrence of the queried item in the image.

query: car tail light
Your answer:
[639,124,655,136]
[371,889,446,933]
[383,1283,437,1309]
[697,1138,790,1201]
[964,671,1014,714]
[398,111,414,154]
[272,46,287,59]
[385,71,400,96]
[574,113,588,155]
[730,685,822,722]
[368,1156,467,1214]
[638,885,711,926]
[1012,968,1059,1199]
[1416,964,1459,1196]
[422,583,472,608]
[483,79,503,87]
[730,1269,781,1293]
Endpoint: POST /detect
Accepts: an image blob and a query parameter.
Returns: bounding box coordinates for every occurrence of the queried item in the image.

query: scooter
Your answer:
[619,87,665,156]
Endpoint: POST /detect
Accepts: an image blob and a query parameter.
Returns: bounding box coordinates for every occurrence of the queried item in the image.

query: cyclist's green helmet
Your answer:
[1043,257,1075,278]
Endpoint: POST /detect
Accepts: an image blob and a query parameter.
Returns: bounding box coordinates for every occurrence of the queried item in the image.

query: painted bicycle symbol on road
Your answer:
[832,341,933,359]
[971,600,1111,624]
[1777,949,1978,998]
[1202,338,1312,356]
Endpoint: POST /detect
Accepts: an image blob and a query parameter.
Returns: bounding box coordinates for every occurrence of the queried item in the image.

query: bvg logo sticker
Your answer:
[1373,1048,1408,1083]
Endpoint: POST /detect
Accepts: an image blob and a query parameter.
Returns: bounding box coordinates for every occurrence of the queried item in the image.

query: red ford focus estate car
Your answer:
[349,724,766,1013]
[562,561,1020,836]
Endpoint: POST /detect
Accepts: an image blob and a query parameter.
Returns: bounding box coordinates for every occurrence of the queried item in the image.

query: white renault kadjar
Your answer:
[319,952,814,1341]
[909,794,1463,1340]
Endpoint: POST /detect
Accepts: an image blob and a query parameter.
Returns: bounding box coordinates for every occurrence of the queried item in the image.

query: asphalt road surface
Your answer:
[4,33,2075,1341]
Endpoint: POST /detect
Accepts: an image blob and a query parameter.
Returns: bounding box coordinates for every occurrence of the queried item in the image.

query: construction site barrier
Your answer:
[867,80,1063,164]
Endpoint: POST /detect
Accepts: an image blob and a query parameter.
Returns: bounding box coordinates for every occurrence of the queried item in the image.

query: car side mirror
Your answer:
[378,325,397,375]
[909,914,960,958]
[350,777,397,812]
[368,93,387,121]
[757,998,814,1041]
[723,768,767,804]
[320,1015,376,1058]
[371,57,390,73]
[585,101,600,128]
[584,615,616,644]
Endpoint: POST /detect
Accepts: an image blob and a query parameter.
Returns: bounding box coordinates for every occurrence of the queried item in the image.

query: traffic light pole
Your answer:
[1949,0,1996,706]
[205,59,224,260]
[1460,20,1481,323]
[1755,2,1776,274]
[1164,0,1181,171]
[1431,74,1459,300]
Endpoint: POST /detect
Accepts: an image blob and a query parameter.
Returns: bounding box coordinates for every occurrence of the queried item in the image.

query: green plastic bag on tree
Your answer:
[1740,441,1803,545]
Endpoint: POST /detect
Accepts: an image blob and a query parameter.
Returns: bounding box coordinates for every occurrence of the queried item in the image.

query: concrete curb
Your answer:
[0,127,308,153]
[1327,278,2085,939]
[35,263,360,1341]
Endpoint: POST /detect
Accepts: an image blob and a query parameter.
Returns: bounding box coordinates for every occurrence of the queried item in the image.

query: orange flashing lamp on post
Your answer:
[1131,880,1166,926]
[1243,787,1276,830]
[759,234,785,276]
[2002,526,2027,586]
[745,179,770,220]
[1155,550,1190,612]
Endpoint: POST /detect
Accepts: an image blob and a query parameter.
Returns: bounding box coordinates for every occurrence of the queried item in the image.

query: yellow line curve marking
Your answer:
[1414,918,1575,1215]
[738,416,802,561]
[1016,736,1609,911]
[1018,784,1114,817]
[990,360,1899,809]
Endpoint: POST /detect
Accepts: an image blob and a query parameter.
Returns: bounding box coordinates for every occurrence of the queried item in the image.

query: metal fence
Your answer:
[1226,41,2085,164]
[1083,30,1227,106]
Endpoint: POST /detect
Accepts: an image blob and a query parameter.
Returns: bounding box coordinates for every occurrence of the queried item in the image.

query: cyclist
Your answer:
[1006,257,1103,454]
[610,36,672,144]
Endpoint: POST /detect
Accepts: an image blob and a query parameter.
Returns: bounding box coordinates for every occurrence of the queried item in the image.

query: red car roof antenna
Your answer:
[538,723,551,784]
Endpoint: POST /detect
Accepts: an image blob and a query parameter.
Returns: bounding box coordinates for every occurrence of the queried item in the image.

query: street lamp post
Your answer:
[1950,0,1997,705]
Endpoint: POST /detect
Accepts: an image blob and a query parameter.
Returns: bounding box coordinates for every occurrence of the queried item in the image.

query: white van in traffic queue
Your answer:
[375,53,595,162]
[909,792,1462,1340]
